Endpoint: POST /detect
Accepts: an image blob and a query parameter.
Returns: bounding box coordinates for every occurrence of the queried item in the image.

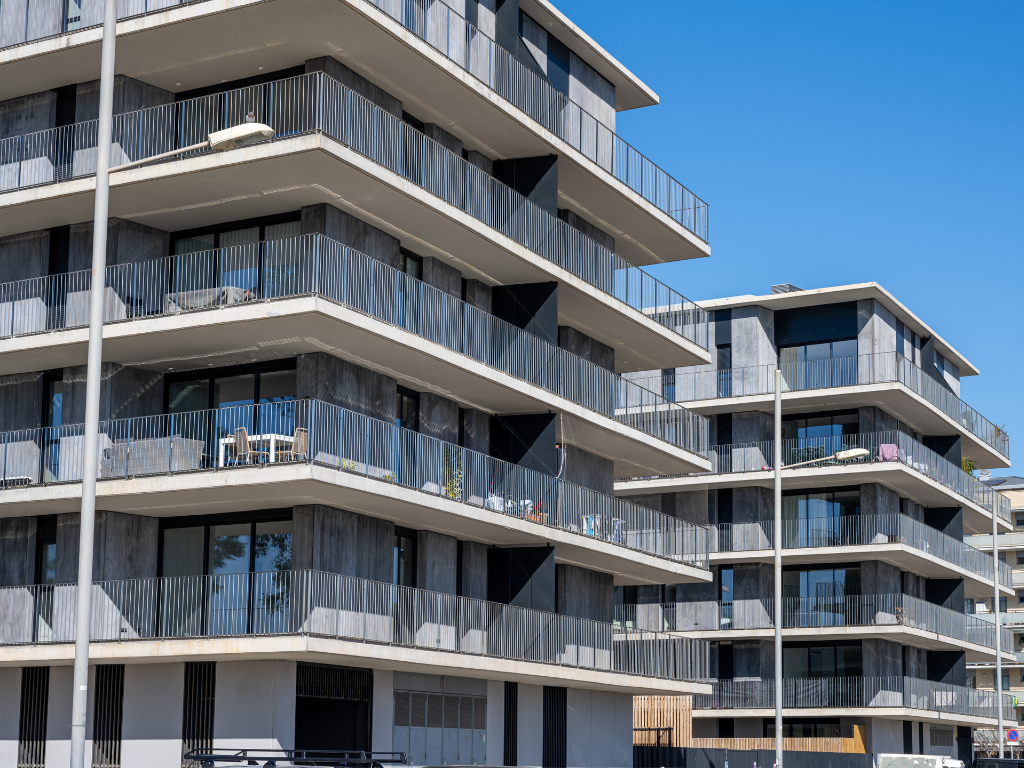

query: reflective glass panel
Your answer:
[168,380,210,414]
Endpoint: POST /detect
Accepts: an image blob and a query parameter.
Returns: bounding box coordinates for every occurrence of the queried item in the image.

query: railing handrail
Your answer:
[0,568,710,682]
[0,230,708,456]
[0,0,710,245]
[701,429,1011,522]
[0,69,709,350]
[625,352,1009,458]
[0,398,712,568]
[614,592,1014,652]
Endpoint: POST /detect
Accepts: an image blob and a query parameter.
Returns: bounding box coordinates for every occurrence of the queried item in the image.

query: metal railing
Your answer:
[693,676,1014,719]
[0,569,710,682]
[704,512,1009,584]
[0,70,709,350]
[614,594,1014,652]
[702,430,1011,522]
[0,232,708,456]
[0,0,710,245]
[0,399,712,567]
[626,353,1009,458]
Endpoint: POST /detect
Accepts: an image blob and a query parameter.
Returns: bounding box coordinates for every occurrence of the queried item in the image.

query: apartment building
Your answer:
[966,476,1024,731]
[617,283,1015,766]
[0,1,718,767]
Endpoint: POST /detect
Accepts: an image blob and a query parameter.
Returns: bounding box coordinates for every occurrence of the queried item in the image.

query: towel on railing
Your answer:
[879,444,900,462]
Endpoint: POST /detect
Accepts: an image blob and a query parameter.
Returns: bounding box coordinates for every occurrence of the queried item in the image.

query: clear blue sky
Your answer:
[557,0,1023,473]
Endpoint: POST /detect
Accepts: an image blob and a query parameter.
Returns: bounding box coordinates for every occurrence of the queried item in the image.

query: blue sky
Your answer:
[556,0,1023,473]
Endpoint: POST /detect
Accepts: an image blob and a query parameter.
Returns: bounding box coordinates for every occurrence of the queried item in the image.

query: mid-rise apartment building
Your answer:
[0,2,718,766]
[618,283,1014,766]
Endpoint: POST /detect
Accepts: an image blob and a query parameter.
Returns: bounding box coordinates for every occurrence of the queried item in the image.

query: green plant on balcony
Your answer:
[996,424,1010,440]
[444,447,463,501]
[962,456,978,475]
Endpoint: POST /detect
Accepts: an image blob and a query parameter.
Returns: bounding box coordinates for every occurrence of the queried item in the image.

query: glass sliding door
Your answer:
[160,526,206,636]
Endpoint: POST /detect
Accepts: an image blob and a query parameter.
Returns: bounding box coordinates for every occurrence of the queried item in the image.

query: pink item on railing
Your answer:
[879,444,899,462]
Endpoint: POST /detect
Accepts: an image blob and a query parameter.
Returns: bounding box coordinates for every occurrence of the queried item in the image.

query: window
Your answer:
[1002,597,1009,613]
[782,568,860,602]
[400,249,422,280]
[782,411,859,441]
[715,345,731,398]
[171,214,301,255]
[782,489,860,547]
[41,373,63,482]
[394,529,416,588]
[782,644,862,679]
[1018,591,1024,604]
[34,516,58,643]
[1016,514,1024,529]
[719,567,733,629]
[1003,674,1011,691]
[779,339,859,389]
[999,552,1008,563]
[965,599,976,614]
[396,388,420,433]
[765,720,840,739]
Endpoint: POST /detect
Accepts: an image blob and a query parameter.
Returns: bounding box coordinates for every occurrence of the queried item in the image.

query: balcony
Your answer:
[0,0,708,260]
[614,594,1014,658]
[628,353,1009,465]
[661,430,1011,528]
[692,676,1013,723]
[0,399,713,575]
[0,569,710,691]
[0,233,709,475]
[0,71,710,368]
[703,514,1010,597]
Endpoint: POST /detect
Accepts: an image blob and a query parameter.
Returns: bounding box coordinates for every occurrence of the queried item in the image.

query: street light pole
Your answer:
[69,0,117,763]
[995,502,1004,759]
[774,369,783,768]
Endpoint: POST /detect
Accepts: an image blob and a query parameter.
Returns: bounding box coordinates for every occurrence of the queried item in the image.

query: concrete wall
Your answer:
[417,530,457,594]
[459,540,488,600]
[734,640,772,680]
[557,209,614,252]
[858,405,898,435]
[0,516,37,586]
[869,716,905,756]
[0,667,20,768]
[420,392,459,443]
[372,669,394,752]
[561,443,613,495]
[569,52,616,130]
[463,280,492,313]
[421,256,462,299]
[729,306,776,369]
[214,661,296,752]
[861,559,901,596]
[461,408,491,454]
[556,564,613,623]
[300,203,401,268]
[733,487,772,524]
[55,510,159,584]
[857,299,897,360]
[121,663,185,768]
[296,351,397,422]
[292,504,393,583]
[0,371,45,433]
[0,90,56,140]
[67,218,170,272]
[485,678,504,766]
[731,411,772,443]
[0,229,49,283]
[863,638,902,677]
[558,325,614,372]
[304,57,403,118]
[73,76,173,121]
[517,684,543,767]
[903,646,927,679]
[565,689,632,768]
[61,363,164,424]
[423,123,464,156]
[860,482,900,518]
[45,665,93,768]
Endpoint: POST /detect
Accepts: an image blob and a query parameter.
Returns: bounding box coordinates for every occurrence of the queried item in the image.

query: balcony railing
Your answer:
[614,594,1014,652]
[0,399,712,568]
[703,430,1011,523]
[0,232,708,457]
[693,676,1014,720]
[0,70,709,350]
[708,513,1010,584]
[0,0,709,244]
[0,569,709,682]
[627,353,1009,459]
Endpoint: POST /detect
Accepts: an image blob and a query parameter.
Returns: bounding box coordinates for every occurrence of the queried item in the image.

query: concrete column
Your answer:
[300,203,401,268]
[55,510,158,583]
[561,443,613,495]
[0,229,49,283]
[861,560,902,596]
[861,482,900,518]
[120,663,185,768]
[423,123,464,156]
[0,372,45,433]
[0,517,37,586]
[421,256,462,299]
[61,363,164,424]
[213,661,296,752]
[463,280,492,313]
[485,679,505,766]
[556,564,613,623]
[67,218,169,272]
[667,490,711,526]
[304,57,402,118]
[417,530,457,594]
[465,151,494,177]
[296,352,398,423]
[733,563,772,630]
[292,505,393,583]
[558,326,614,372]
[863,639,903,678]
[371,669,394,752]
[516,684,543,767]
[729,306,776,368]
[73,76,173,121]
[0,90,57,140]
[420,393,459,443]
[45,665,94,768]
[459,541,488,600]
[733,640,771,681]
[858,405,898,434]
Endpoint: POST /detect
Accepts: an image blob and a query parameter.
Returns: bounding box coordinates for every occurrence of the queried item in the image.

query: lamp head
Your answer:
[834,447,869,461]
[208,122,274,151]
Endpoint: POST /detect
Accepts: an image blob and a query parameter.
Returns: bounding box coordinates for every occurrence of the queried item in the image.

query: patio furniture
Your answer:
[230,428,269,465]
[277,428,308,462]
